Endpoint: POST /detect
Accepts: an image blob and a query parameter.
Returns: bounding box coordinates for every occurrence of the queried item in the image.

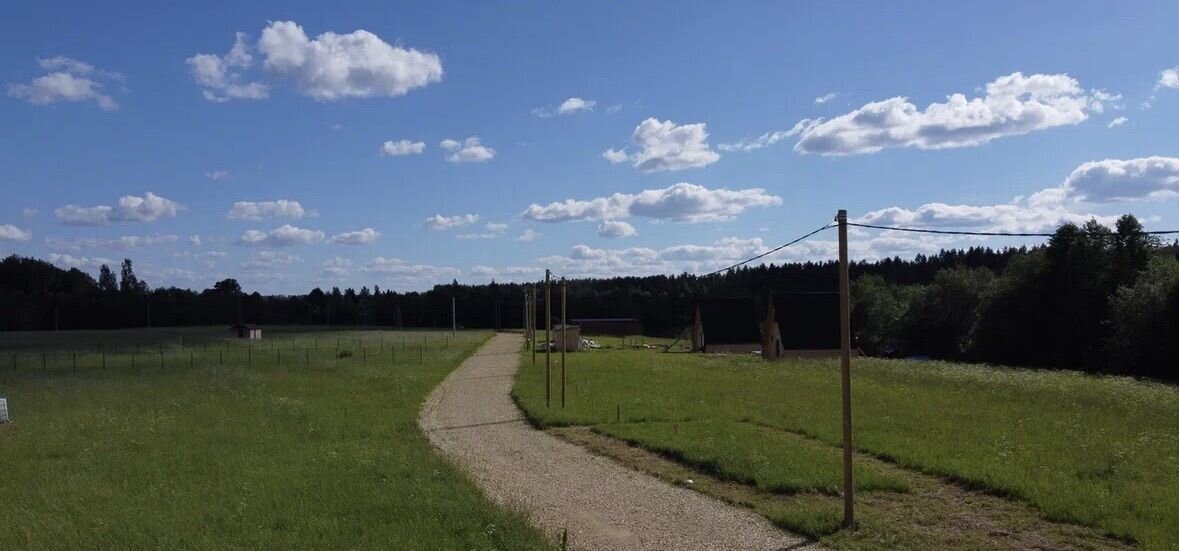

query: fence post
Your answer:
[545,270,552,408]
[837,209,855,530]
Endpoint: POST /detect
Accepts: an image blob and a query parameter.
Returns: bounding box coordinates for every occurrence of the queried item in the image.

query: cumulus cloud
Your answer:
[241,250,302,271]
[188,21,442,102]
[1159,67,1179,90]
[186,33,268,102]
[532,97,596,118]
[237,224,325,247]
[46,234,178,252]
[517,229,541,242]
[440,137,495,163]
[457,222,508,240]
[606,118,720,172]
[381,139,426,156]
[814,92,837,104]
[790,72,1105,155]
[205,170,230,180]
[521,182,782,224]
[227,200,307,220]
[0,224,32,241]
[361,257,460,285]
[597,220,637,238]
[22,208,38,219]
[424,213,479,230]
[1107,116,1128,128]
[602,148,628,163]
[47,253,113,271]
[321,257,352,277]
[330,227,381,244]
[54,192,182,225]
[858,157,1179,233]
[8,56,121,110]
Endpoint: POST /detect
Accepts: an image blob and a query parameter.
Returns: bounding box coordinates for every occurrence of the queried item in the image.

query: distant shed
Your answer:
[691,298,762,353]
[570,318,642,336]
[229,324,262,340]
[763,292,843,359]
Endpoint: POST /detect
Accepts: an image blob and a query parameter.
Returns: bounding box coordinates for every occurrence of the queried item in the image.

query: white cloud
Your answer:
[186,33,268,102]
[858,156,1179,234]
[791,72,1104,155]
[440,137,495,163]
[814,92,837,104]
[361,257,460,286]
[189,21,442,102]
[424,213,479,230]
[558,97,596,114]
[457,222,508,240]
[205,170,230,180]
[330,227,381,244]
[597,220,637,238]
[1159,67,1179,90]
[0,224,32,241]
[241,250,302,271]
[1107,116,1128,128]
[237,224,325,247]
[381,139,426,156]
[607,118,720,172]
[47,253,113,271]
[602,148,628,163]
[1060,156,1179,202]
[321,257,352,277]
[517,229,541,242]
[172,250,225,268]
[718,130,792,152]
[227,200,307,220]
[54,192,181,225]
[521,182,782,224]
[21,208,38,219]
[8,56,120,110]
[189,235,202,246]
[606,103,623,114]
[46,234,178,251]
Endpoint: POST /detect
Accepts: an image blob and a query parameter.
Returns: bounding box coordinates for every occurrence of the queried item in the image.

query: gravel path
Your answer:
[420,333,822,551]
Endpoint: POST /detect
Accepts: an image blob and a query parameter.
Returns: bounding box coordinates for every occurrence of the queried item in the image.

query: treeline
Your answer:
[852,215,1178,380]
[2,215,1175,379]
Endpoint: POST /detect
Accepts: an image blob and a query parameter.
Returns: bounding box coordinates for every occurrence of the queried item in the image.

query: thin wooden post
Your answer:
[561,278,567,409]
[545,270,552,408]
[837,209,855,529]
[451,296,457,338]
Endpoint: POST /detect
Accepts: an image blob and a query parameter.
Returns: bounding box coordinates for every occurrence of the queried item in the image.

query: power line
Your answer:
[847,222,1179,237]
[704,221,835,277]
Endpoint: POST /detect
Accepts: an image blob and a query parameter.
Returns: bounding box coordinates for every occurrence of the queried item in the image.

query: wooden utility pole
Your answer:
[451,296,457,338]
[560,277,567,409]
[545,270,552,408]
[836,209,855,529]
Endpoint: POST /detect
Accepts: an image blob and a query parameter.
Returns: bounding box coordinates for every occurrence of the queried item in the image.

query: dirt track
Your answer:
[419,333,821,551]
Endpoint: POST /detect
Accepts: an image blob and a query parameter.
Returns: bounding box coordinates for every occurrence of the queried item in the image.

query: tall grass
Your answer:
[513,348,1179,550]
[0,328,553,551]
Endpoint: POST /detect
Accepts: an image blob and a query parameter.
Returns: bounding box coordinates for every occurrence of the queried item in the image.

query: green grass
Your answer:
[0,327,553,551]
[513,347,1179,550]
[596,420,908,495]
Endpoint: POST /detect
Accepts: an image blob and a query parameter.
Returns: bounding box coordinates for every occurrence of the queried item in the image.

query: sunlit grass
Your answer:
[513,347,1179,550]
[0,327,553,551]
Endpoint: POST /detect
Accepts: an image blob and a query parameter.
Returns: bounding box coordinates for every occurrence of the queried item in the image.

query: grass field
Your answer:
[0,326,553,551]
[513,342,1179,550]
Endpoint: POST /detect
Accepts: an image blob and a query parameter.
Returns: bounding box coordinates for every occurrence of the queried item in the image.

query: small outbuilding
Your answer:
[570,318,643,336]
[550,324,582,352]
[691,298,762,354]
[229,324,262,340]
[762,292,844,359]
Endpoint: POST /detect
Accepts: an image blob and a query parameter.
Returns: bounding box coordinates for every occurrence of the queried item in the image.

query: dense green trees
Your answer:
[2,215,1175,379]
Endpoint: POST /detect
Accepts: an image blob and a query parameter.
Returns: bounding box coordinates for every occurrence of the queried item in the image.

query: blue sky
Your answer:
[2,0,1178,293]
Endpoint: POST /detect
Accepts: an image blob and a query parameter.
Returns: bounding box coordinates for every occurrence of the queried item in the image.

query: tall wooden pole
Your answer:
[451,296,457,338]
[837,209,855,529]
[545,271,552,408]
[561,278,567,409]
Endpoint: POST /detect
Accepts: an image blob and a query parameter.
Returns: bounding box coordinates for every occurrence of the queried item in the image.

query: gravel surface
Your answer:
[420,333,823,551]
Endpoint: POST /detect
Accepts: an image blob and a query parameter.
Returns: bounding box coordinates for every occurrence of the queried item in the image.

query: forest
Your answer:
[2,215,1175,380]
